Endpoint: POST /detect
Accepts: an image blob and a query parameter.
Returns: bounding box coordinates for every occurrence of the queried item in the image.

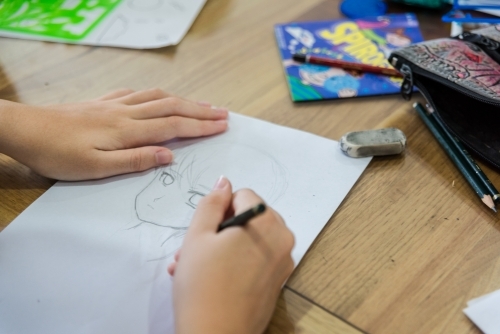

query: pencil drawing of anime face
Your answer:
[134,142,288,231]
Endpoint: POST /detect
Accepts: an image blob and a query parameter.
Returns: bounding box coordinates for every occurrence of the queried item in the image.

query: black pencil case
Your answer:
[388,25,500,170]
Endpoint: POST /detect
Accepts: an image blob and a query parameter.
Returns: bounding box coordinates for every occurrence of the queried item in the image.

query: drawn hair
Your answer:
[134,142,288,229]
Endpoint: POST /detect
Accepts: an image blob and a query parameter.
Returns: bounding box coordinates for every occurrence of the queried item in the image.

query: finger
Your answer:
[196,101,212,107]
[91,147,174,178]
[232,189,287,229]
[174,249,181,262]
[122,117,228,147]
[234,191,294,272]
[167,250,181,276]
[167,261,176,276]
[231,189,268,215]
[93,89,135,101]
[130,97,228,120]
[187,176,233,236]
[117,88,174,105]
[231,190,294,279]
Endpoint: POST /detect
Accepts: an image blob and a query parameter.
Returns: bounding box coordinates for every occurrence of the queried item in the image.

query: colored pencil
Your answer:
[217,203,267,232]
[292,53,403,77]
[413,102,496,212]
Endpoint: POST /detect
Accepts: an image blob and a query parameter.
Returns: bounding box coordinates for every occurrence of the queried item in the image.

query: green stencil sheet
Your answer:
[0,0,123,41]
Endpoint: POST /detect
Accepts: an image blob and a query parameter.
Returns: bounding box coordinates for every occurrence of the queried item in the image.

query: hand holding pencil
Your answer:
[169,176,295,334]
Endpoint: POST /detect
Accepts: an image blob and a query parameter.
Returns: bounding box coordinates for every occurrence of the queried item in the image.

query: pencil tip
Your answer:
[482,195,496,212]
[255,203,266,213]
[292,53,306,62]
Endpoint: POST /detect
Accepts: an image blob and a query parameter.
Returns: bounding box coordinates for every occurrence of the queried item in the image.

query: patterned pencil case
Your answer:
[388,25,500,170]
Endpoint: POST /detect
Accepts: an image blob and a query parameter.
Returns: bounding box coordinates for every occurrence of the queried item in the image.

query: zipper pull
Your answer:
[457,32,500,51]
[399,64,413,101]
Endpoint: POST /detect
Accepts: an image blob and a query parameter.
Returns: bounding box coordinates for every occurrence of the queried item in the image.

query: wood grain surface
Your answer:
[267,287,364,334]
[1,0,497,333]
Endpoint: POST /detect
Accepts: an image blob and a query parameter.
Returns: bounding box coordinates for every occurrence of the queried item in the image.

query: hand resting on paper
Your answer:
[0,88,228,180]
[168,176,295,334]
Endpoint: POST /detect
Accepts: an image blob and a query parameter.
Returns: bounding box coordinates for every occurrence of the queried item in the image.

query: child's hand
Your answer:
[171,177,295,334]
[0,89,228,180]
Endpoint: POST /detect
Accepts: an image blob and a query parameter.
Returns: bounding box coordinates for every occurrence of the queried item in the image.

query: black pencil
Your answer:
[217,203,267,232]
[424,103,500,202]
[413,102,497,212]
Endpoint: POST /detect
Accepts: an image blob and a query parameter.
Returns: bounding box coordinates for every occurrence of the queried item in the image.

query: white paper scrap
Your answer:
[464,289,500,334]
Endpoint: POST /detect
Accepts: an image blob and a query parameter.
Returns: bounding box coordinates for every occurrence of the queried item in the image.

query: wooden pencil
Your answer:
[413,102,497,212]
[217,203,266,232]
[424,103,500,202]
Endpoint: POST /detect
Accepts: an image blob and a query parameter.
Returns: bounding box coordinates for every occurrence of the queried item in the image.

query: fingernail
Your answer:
[197,101,211,107]
[213,175,228,190]
[215,120,227,125]
[215,107,229,113]
[155,150,173,165]
[214,108,228,117]
[167,262,175,276]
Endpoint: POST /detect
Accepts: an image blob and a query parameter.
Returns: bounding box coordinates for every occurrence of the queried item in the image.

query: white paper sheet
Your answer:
[0,113,371,334]
[0,0,206,49]
[464,289,500,334]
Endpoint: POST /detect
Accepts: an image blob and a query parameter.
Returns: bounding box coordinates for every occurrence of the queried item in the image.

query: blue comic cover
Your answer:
[274,14,423,101]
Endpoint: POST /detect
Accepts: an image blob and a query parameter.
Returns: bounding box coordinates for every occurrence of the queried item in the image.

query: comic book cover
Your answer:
[274,14,423,101]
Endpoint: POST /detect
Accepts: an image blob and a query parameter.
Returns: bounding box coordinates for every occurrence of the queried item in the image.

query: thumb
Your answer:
[186,176,233,236]
[95,147,173,178]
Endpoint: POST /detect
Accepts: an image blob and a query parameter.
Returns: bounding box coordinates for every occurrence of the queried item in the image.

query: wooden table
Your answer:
[1,1,499,333]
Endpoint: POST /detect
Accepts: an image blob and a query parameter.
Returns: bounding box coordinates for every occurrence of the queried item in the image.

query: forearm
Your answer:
[0,100,47,169]
[176,307,255,334]
[0,99,25,158]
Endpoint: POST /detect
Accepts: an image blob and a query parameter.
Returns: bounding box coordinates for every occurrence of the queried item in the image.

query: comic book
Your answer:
[274,14,423,101]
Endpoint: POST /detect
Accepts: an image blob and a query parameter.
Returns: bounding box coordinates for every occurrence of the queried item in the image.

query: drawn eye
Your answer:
[160,172,174,186]
[188,192,205,207]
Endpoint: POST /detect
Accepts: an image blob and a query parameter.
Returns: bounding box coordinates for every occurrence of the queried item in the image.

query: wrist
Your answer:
[0,100,15,155]
[176,308,252,334]
[0,100,35,161]
[177,322,250,334]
